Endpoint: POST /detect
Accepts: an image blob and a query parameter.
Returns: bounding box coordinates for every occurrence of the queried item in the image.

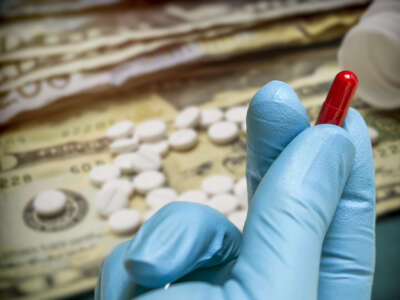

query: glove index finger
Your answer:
[246,80,309,201]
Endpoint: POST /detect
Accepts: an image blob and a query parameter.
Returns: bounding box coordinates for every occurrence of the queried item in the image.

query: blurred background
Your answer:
[0,1,399,299]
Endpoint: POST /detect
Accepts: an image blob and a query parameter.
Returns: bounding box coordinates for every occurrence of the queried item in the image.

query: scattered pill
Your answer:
[207,193,239,215]
[89,164,120,186]
[95,180,133,217]
[234,177,248,209]
[241,120,247,134]
[202,175,234,195]
[108,209,141,235]
[208,121,239,145]
[169,129,198,151]
[134,171,166,194]
[108,178,135,195]
[33,189,67,217]
[199,108,224,128]
[139,140,169,157]
[225,106,247,124]
[136,120,167,142]
[228,210,247,231]
[109,136,139,154]
[106,120,135,139]
[178,189,208,204]
[367,126,379,144]
[114,150,161,173]
[145,187,178,209]
[114,153,135,173]
[174,106,200,129]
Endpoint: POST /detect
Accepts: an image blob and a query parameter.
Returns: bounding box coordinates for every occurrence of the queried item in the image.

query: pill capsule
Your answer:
[316,71,358,126]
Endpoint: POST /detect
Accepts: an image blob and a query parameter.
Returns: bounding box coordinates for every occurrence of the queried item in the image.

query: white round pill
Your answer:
[136,120,167,142]
[241,120,247,135]
[107,178,135,195]
[106,120,135,139]
[108,209,141,235]
[225,106,247,124]
[174,106,200,129]
[202,175,234,195]
[139,140,169,157]
[178,189,208,204]
[89,164,120,186]
[33,189,67,217]
[114,150,161,173]
[109,136,139,154]
[367,126,379,144]
[225,105,247,123]
[199,108,224,128]
[95,180,133,217]
[228,210,247,231]
[208,121,239,145]
[207,193,239,215]
[169,129,198,151]
[234,177,248,209]
[134,171,166,194]
[145,187,178,209]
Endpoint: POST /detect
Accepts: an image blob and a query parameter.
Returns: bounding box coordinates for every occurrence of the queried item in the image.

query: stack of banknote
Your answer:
[0,0,370,125]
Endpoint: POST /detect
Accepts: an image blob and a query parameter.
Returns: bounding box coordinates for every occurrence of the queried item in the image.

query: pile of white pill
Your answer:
[32,104,379,237]
[86,105,249,235]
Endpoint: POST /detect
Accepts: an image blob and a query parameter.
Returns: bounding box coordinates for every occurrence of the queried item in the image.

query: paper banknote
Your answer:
[1,43,399,300]
[0,0,126,18]
[0,9,363,124]
[0,0,369,60]
[0,26,237,92]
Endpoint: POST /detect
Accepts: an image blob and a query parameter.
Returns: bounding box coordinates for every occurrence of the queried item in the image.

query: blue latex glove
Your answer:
[95,81,375,300]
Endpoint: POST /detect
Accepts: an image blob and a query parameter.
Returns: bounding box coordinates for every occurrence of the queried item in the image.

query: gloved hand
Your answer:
[95,81,375,300]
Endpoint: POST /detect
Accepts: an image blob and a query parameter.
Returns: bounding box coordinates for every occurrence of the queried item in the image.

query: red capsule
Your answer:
[316,70,358,126]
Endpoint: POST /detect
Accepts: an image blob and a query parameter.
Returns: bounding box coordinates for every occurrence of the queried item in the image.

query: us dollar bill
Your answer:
[0,0,126,18]
[0,9,363,124]
[1,43,399,300]
[0,26,237,92]
[0,0,369,60]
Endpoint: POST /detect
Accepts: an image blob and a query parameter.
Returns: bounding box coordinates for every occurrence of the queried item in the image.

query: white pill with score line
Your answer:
[95,180,133,217]
[202,175,234,195]
[208,121,238,145]
[136,120,167,142]
[108,209,141,235]
[134,170,166,194]
[114,150,161,173]
[109,136,139,154]
[106,120,135,139]
[33,189,67,217]
[175,106,200,129]
[169,129,198,151]
[89,164,120,186]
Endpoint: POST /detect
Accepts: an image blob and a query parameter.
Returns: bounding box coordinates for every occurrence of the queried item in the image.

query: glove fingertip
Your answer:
[249,80,308,122]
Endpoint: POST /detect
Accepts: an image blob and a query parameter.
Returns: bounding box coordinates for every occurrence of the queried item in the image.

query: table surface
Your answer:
[65,213,400,300]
